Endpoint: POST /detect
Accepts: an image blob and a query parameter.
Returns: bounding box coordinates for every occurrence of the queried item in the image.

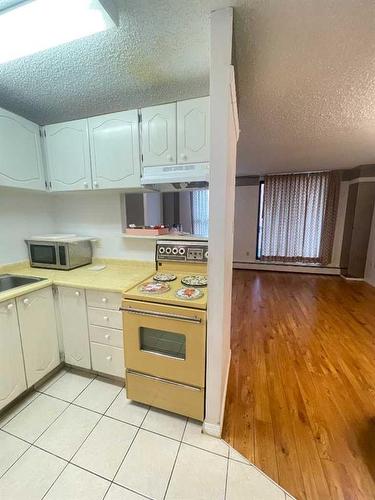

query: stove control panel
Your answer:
[156,240,208,263]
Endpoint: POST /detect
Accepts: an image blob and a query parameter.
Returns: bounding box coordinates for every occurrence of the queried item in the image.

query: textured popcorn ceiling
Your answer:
[1,0,375,175]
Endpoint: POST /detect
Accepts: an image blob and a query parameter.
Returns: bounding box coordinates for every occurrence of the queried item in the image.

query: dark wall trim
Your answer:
[235,175,260,186]
[341,164,375,181]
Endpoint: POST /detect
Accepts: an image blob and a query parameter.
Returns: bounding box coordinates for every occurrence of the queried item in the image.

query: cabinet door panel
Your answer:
[0,300,27,410]
[177,97,209,164]
[0,108,44,190]
[89,110,141,189]
[17,287,60,387]
[141,103,176,166]
[58,287,91,369]
[45,119,92,191]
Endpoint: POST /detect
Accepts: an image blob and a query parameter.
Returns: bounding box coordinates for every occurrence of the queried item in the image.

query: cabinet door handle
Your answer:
[75,291,80,297]
[23,298,30,306]
[102,297,108,303]
[93,181,99,188]
[166,154,173,162]
[103,316,109,321]
[106,355,112,361]
[7,303,14,311]
[83,182,89,189]
[104,334,110,340]
[180,153,187,161]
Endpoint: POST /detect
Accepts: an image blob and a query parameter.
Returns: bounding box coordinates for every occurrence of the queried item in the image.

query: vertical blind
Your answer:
[191,190,209,237]
[260,171,339,264]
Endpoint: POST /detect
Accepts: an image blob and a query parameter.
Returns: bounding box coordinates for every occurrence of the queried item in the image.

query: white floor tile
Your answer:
[74,376,123,414]
[0,391,40,428]
[0,431,29,477]
[44,463,110,500]
[106,389,149,426]
[229,445,250,464]
[0,446,66,500]
[35,367,70,392]
[141,407,187,441]
[226,460,285,500]
[182,419,229,457]
[165,443,227,500]
[105,483,147,499]
[72,416,137,480]
[43,371,94,402]
[3,394,68,443]
[115,429,179,500]
[35,405,101,460]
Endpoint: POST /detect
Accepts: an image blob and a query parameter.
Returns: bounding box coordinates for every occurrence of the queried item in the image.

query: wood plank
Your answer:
[222,270,375,500]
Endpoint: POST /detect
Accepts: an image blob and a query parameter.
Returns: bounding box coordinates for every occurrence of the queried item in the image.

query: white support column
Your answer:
[204,7,239,437]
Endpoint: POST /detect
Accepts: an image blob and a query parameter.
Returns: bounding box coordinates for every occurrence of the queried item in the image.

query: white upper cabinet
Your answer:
[141,103,177,167]
[0,300,27,411]
[88,110,141,189]
[0,107,45,190]
[58,287,91,369]
[17,287,60,387]
[45,119,92,191]
[177,97,209,164]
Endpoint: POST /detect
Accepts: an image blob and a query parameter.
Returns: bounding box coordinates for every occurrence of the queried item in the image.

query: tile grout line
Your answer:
[0,373,98,498]
[223,452,230,500]
[108,405,151,496]
[162,418,188,500]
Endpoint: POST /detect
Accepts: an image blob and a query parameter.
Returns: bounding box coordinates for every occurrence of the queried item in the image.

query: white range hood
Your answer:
[141,163,209,191]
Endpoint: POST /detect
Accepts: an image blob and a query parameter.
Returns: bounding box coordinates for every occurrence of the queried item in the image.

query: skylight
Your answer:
[0,0,116,64]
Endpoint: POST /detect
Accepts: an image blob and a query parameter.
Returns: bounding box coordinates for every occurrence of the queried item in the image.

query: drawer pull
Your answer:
[104,334,110,340]
[106,355,112,361]
[127,370,202,391]
[103,316,109,321]
[120,307,202,324]
[102,297,108,303]
[75,291,80,297]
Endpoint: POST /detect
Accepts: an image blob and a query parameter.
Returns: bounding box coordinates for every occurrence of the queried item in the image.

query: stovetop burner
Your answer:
[153,272,177,283]
[181,275,208,287]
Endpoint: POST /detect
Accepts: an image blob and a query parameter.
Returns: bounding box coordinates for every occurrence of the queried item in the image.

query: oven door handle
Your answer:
[120,306,202,324]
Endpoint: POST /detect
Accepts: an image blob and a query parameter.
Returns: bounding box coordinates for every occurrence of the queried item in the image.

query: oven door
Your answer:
[28,242,58,269]
[122,299,206,387]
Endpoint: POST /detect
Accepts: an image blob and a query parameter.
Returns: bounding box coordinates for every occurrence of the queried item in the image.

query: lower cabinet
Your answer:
[57,287,91,369]
[17,287,60,387]
[0,300,27,411]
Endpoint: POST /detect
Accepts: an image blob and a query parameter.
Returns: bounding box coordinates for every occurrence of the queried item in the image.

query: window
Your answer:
[257,172,339,265]
[191,190,209,237]
[256,181,264,259]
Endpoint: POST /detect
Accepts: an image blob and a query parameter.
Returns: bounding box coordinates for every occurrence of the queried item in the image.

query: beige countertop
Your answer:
[0,259,156,303]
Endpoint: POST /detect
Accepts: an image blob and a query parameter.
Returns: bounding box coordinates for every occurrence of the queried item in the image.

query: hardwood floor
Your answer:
[222,270,375,500]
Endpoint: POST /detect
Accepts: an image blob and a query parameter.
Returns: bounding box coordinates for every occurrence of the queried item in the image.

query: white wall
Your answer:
[233,180,349,272]
[365,205,375,286]
[205,7,235,437]
[0,188,55,265]
[52,191,155,261]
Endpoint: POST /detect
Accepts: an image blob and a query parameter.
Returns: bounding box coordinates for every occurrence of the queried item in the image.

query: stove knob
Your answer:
[159,247,165,254]
[178,247,186,255]
[204,250,208,259]
[172,247,178,255]
[165,247,172,254]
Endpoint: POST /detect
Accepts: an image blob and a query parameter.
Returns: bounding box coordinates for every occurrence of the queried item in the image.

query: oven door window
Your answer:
[140,327,186,360]
[30,245,57,265]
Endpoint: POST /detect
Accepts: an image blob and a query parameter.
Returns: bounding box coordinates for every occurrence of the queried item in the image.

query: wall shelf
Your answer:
[121,233,208,241]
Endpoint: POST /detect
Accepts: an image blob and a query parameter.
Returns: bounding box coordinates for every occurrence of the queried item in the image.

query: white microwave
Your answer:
[25,235,93,270]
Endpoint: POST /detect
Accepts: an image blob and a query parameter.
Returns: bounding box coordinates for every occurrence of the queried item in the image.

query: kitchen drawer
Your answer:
[88,307,122,330]
[89,325,123,349]
[126,370,204,421]
[86,290,121,310]
[91,342,125,378]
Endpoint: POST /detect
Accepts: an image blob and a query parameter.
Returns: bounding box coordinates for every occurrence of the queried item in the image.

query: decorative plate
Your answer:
[175,287,204,300]
[138,282,170,294]
[153,272,177,282]
[181,275,208,287]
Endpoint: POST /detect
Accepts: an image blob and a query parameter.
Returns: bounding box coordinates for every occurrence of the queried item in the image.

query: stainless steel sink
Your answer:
[0,274,47,293]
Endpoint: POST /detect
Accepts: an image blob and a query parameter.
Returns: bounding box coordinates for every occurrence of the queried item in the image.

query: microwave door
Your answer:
[28,242,58,269]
